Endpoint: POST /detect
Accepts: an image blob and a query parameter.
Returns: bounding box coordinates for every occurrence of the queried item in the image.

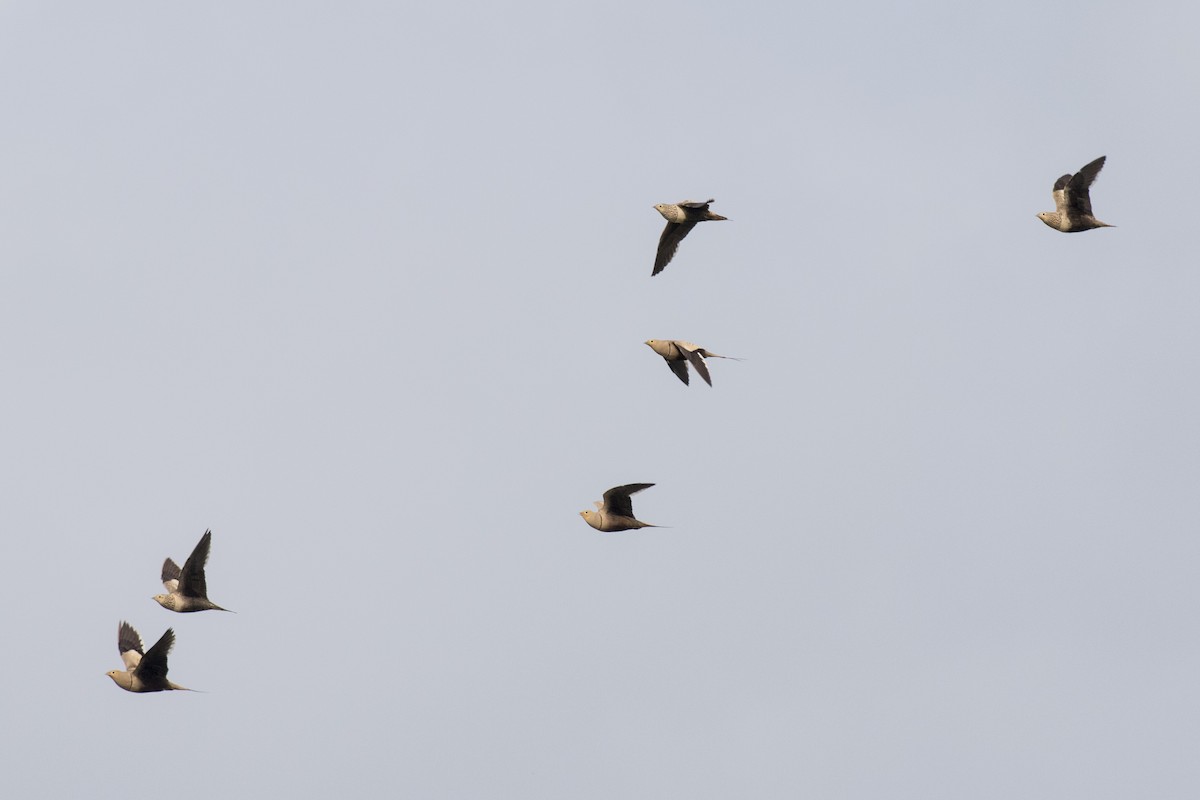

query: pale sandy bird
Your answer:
[153,529,232,613]
[579,483,659,531]
[106,621,191,692]
[1037,156,1115,232]
[652,199,727,276]
[644,339,740,386]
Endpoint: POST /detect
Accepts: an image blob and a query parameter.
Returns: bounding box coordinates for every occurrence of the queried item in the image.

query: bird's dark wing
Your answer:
[177,530,212,599]
[678,199,714,210]
[602,483,655,517]
[667,359,690,385]
[1066,156,1106,217]
[653,221,697,276]
[118,621,144,656]
[683,348,713,386]
[1051,174,1071,214]
[135,628,175,683]
[161,558,181,584]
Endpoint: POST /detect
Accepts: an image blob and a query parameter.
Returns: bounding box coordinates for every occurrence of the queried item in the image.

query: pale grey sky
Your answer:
[3,1,1200,798]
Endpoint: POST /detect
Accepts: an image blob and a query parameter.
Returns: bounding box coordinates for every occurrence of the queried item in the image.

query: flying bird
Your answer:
[644,339,740,386]
[106,621,191,693]
[579,483,660,532]
[1037,156,1115,232]
[652,199,727,276]
[153,529,232,613]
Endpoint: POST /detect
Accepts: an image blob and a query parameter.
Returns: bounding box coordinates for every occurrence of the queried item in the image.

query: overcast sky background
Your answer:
[3,1,1200,797]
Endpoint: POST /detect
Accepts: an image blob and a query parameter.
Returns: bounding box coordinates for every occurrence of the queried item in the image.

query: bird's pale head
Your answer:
[106,670,133,691]
[644,340,673,358]
[653,203,680,222]
[1036,211,1058,228]
[152,594,175,610]
[579,510,600,529]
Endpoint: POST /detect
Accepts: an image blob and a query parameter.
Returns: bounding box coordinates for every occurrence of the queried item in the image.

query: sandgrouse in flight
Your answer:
[579,483,660,532]
[644,339,740,386]
[1037,156,1114,233]
[106,621,191,693]
[652,199,727,275]
[153,529,232,613]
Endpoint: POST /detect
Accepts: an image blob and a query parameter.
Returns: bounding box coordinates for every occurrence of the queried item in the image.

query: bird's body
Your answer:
[652,199,727,276]
[579,483,659,532]
[1037,156,1114,232]
[153,529,232,613]
[106,621,190,692]
[644,339,739,386]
